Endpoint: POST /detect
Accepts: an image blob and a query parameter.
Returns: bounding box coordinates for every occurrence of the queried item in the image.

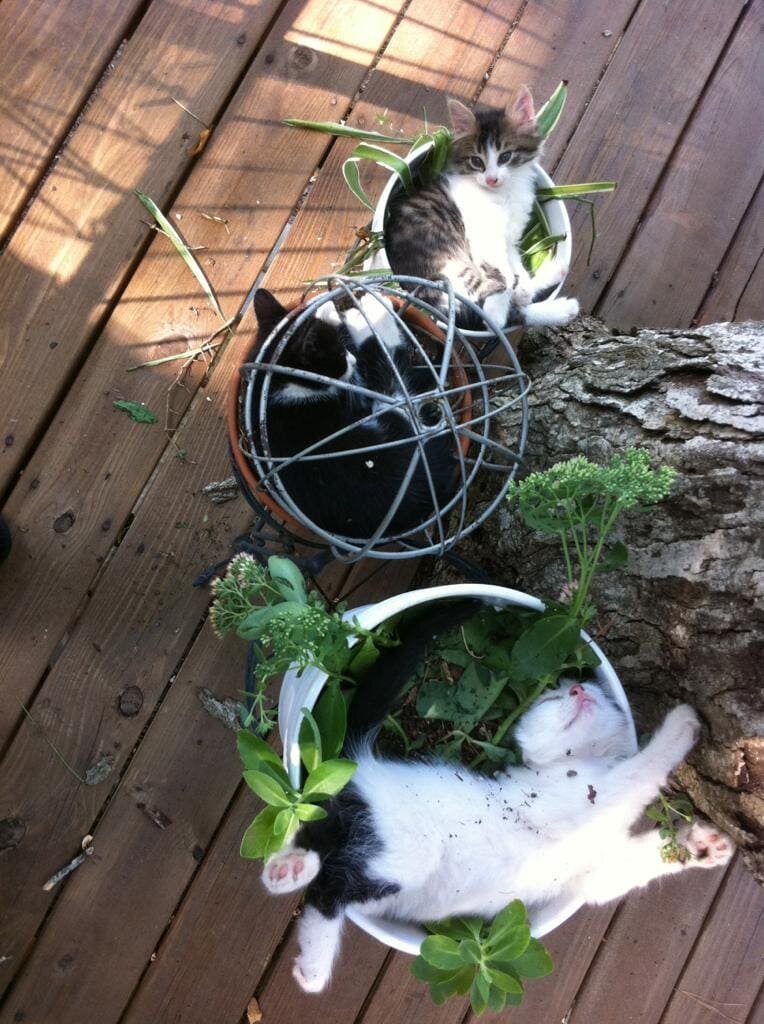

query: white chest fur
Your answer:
[445,163,537,273]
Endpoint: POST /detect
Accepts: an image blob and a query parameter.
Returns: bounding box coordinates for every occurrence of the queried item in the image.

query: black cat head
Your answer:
[254,289,355,399]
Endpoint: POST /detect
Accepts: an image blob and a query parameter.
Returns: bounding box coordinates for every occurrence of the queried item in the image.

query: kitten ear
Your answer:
[254,289,288,333]
[507,85,536,130]
[446,98,476,137]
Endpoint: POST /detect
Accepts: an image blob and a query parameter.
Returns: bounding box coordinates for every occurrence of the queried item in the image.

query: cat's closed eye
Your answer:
[467,155,485,171]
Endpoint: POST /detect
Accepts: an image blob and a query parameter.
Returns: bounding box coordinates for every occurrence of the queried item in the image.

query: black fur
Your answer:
[294,599,483,918]
[249,291,458,539]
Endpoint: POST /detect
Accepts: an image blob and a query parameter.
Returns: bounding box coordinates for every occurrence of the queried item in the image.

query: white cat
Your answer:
[263,680,733,993]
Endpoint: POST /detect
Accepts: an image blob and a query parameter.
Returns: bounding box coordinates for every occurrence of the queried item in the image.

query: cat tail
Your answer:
[344,598,482,749]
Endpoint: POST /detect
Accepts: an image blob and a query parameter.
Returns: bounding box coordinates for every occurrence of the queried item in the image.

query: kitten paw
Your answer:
[483,290,511,326]
[513,283,534,306]
[660,705,701,755]
[293,957,329,993]
[685,820,734,868]
[262,848,319,894]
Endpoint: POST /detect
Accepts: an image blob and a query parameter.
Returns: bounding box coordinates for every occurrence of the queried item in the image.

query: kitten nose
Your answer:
[485,175,499,187]
[569,684,585,699]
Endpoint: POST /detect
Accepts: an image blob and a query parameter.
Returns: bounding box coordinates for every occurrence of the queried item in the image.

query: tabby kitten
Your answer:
[385,87,578,329]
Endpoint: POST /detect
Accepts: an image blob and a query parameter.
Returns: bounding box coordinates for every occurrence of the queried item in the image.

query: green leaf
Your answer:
[236,601,307,640]
[135,190,225,321]
[240,806,280,859]
[283,118,413,146]
[351,143,414,192]
[458,939,482,964]
[486,900,528,948]
[299,708,323,773]
[488,967,523,994]
[426,918,483,943]
[301,758,357,800]
[236,730,282,771]
[429,965,476,1003]
[113,399,157,424]
[487,986,507,1013]
[299,682,347,771]
[295,802,328,822]
[342,158,376,212]
[267,556,308,603]
[510,613,580,681]
[273,807,294,836]
[420,935,464,971]
[470,972,490,1016]
[243,769,295,807]
[509,938,554,978]
[594,540,629,574]
[410,958,450,984]
[536,81,567,138]
[537,181,616,198]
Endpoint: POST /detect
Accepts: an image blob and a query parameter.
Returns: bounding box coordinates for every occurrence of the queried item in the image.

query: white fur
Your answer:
[264,682,734,993]
[442,158,577,327]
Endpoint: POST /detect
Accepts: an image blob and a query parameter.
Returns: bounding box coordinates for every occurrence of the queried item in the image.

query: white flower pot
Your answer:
[279,583,637,955]
[364,142,573,336]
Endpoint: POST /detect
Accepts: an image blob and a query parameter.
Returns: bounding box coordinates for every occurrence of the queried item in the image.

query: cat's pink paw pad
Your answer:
[293,958,328,993]
[686,821,734,867]
[262,849,319,894]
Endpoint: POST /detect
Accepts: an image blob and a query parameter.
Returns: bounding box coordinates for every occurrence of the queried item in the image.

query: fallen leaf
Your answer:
[190,127,211,156]
[113,400,157,424]
[246,996,262,1023]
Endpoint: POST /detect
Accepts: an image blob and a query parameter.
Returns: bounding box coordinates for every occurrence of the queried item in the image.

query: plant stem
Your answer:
[490,676,554,748]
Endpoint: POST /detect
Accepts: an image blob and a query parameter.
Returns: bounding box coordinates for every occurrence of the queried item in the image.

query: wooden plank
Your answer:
[480,0,640,168]
[360,952,470,1024]
[696,179,763,324]
[0,0,402,755]
[0,0,146,241]
[0,554,347,1024]
[599,2,763,328]
[0,0,285,493]
[548,0,745,318]
[567,866,729,1024]
[0,0,408,999]
[659,858,764,1024]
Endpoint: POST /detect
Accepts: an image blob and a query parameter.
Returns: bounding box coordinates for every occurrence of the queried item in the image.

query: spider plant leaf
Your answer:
[342,157,376,211]
[536,81,568,138]
[351,143,415,193]
[283,118,413,146]
[135,190,225,321]
[537,181,616,198]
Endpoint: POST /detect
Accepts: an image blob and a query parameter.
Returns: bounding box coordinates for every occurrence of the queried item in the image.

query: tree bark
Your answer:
[438,318,764,879]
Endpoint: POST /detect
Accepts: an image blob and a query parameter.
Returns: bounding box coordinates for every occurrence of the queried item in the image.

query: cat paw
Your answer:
[262,848,319,894]
[660,705,701,755]
[685,820,734,868]
[483,290,511,325]
[513,283,534,306]
[293,957,329,993]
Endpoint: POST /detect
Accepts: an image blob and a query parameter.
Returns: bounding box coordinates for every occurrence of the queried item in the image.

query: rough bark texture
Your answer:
[432,318,764,880]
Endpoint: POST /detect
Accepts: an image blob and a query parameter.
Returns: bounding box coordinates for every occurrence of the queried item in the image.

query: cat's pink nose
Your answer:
[486,175,499,187]
[570,684,585,699]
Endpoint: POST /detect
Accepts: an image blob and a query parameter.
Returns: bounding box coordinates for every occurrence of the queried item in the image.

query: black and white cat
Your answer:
[250,289,456,538]
[261,601,734,993]
[385,87,579,329]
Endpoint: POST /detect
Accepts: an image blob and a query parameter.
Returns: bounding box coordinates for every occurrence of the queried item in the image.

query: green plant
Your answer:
[209,553,396,735]
[236,730,357,859]
[507,449,677,628]
[646,791,694,863]
[412,901,553,1015]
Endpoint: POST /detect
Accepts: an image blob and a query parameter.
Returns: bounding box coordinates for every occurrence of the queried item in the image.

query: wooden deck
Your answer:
[0,1,762,1021]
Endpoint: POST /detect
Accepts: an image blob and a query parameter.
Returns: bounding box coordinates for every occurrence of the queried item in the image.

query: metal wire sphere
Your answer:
[237,274,529,562]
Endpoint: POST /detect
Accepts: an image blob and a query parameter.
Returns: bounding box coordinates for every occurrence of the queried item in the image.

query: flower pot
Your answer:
[366,142,573,339]
[279,582,638,955]
[227,287,519,561]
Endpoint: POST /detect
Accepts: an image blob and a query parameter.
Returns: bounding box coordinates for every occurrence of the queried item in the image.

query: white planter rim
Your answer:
[278,583,638,956]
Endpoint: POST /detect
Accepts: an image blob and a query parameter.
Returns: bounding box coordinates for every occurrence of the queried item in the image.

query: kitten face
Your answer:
[515,681,633,766]
[254,289,356,399]
[447,88,541,191]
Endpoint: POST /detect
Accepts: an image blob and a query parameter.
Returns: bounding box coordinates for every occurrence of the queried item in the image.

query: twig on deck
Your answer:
[42,835,94,891]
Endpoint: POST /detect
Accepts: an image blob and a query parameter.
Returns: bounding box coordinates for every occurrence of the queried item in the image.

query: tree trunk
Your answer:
[437,318,764,880]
